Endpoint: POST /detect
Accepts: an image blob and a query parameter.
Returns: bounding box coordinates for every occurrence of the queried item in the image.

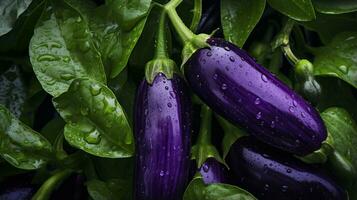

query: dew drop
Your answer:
[293,100,297,107]
[37,54,57,62]
[286,168,292,173]
[270,121,275,128]
[261,74,268,82]
[256,112,262,119]
[165,86,169,90]
[338,65,348,74]
[254,98,260,105]
[202,164,209,172]
[224,46,230,51]
[85,130,101,144]
[90,84,102,96]
[167,102,172,108]
[196,74,200,79]
[289,106,294,112]
[63,56,71,63]
[221,83,227,90]
[60,73,74,80]
[159,170,165,176]
[213,74,218,80]
[281,185,288,192]
[229,56,235,62]
[206,51,212,57]
[301,112,306,118]
[169,91,176,99]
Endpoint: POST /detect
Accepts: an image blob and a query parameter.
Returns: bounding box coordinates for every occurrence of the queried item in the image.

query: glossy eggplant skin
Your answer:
[184,38,327,155]
[198,158,228,184]
[134,73,191,200]
[227,137,347,200]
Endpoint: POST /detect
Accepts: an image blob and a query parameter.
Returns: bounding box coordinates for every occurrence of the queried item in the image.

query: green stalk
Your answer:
[189,0,202,32]
[154,10,170,59]
[197,105,212,145]
[31,169,72,200]
[279,19,299,65]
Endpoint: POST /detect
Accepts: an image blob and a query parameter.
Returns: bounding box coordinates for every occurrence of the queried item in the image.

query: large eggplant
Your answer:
[197,158,228,184]
[227,137,347,200]
[184,38,326,155]
[134,73,191,200]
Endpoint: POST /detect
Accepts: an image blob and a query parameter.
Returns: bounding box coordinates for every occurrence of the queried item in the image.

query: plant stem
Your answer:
[189,0,202,32]
[280,19,299,65]
[165,0,196,43]
[31,169,72,200]
[197,105,212,145]
[155,10,169,59]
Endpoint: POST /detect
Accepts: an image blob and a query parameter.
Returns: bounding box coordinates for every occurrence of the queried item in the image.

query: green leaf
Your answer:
[0,65,26,118]
[313,32,357,89]
[183,176,257,200]
[313,0,357,14]
[29,0,106,97]
[40,117,65,144]
[0,0,44,53]
[221,0,266,47]
[0,0,33,36]
[267,0,315,21]
[321,108,357,173]
[0,104,52,169]
[87,179,132,200]
[191,144,227,168]
[300,13,357,44]
[102,0,151,78]
[53,78,134,158]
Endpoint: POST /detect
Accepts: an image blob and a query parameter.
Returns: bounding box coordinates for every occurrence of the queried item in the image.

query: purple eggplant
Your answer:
[134,73,191,200]
[197,158,228,184]
[0,173,37,200]
[184,38,326,155]
[227,137,347,200]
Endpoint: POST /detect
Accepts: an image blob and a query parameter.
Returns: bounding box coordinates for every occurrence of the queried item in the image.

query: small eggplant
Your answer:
[227,137,347,200]
[197,158,228,184]
[134,73,191,200]
[184,38,327,155]
[0,173,37,200]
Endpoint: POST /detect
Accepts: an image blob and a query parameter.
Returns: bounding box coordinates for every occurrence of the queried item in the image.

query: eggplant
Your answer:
[0,173,37,200]
[227,137,347,200]
[197,158,228,184]
[134,73,191,200]
[184,38,327,155]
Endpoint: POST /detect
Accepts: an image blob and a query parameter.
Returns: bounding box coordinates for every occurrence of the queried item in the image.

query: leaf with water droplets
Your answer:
[221,0,266,47]
[321,107,357,181]
[53,78,134,158]
[314,32,357,89]
[183,176,257,200]
[0,104,53,169]
[29,0,106,97]
[267,0,315,21]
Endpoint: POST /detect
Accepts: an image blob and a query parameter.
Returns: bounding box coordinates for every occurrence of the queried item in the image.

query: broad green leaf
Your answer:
[100,0,151,78]
[321,108,357,172]
[313,0,357,14]
[0,65,26,118]
[183,176,257,200]
[53,78,134,158]
[29,0,106,97]
[0,0,33,36]
[0,104,52,169]
[313,32,357,89]
[221,0,266,47]
[87,179,132,200]
[267,0,315,21]
[0,0,44,53]
[301,13,357,44]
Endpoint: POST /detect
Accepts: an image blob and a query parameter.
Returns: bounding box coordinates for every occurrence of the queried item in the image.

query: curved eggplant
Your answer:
[184,38,327,155]
[197,158,228,184]
[227,137,347,200]
[134,73,191,200]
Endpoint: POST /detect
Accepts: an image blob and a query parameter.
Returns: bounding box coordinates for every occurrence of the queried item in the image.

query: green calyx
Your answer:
[191,105,228,169]
[145,58,178,84]
[181,33,211,69]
